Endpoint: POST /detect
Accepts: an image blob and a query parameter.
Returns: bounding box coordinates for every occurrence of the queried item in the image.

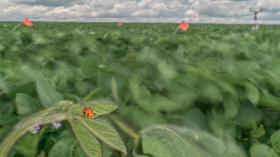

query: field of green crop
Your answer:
[1,21,280,157]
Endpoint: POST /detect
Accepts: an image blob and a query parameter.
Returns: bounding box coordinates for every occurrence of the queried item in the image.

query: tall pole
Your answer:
[249,8,264,30]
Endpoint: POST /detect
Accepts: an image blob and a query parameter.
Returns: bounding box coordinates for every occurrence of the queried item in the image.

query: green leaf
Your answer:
[76,81,95,97]
[56,130,74,141]
[117,106,166,130]
[81,57,101,78]
[16,93,43,116]
[198,82,223,104]
[112,77,121,105]
[142,125,246,157]
[0,125,12,140]
[14,146,37,157]
[252,121,258,132]
[236,127,242,140]
[106,114,139,140]
[0,114,15,125]
[36,151,46,157]
[48,137,76,157]
[101,143,114,157]
[271,130,280,153]
[250,144,278,157]
[36,79,63,108]
[149,94,186,112]
[73,145,88,157]
[223,95,239,120]
[83,87,106,102]
[259,95,280,111]
[8,82,37,100]
[0,101,15,114]
[217,81,237,96]
[183,107,206,130]
[264,113,278,126]
[67,100,118,118]
[246,82,259,106]
[141,125,210,157]
[251,122,265,139]
[79,118,127,155]
[63,94,79,103]
[168,91,198,111]
[257,125,265,138]
[15,133,40,157]
[69,119,101,157]
[0,79,13,93]
[234,103,263,128]
[158,61,178,79]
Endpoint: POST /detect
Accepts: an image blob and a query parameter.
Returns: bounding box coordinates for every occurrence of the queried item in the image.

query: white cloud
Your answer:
[185,9,199,17]
[0,0,279,23]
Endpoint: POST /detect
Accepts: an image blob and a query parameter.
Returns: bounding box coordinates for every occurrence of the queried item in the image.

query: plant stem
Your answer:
[0,108,66,157]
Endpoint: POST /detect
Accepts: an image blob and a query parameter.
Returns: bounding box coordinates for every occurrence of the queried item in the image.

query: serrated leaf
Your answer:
[67,100,118,118]
[83,87,106,102]
[250,144,278,157]
[36,79,63,108]
[79,118,127,155]
[271,130,280,153]
[16,93,43,116]
[69,119,101,157]
[48,137,76,157]
[246,82,259,106]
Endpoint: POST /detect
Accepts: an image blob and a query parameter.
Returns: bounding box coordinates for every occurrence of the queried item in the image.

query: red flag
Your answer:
[179,21,189,31]
[22,18,33,27]
[118,22,122,26]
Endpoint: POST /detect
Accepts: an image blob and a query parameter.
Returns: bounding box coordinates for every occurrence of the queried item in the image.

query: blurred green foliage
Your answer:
[1,21,280,156]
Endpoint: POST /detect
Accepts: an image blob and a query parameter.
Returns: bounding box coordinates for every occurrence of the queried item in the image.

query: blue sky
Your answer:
[0,0,278,24]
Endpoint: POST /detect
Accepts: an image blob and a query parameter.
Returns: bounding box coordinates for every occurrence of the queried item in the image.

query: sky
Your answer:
[0,0,279,24]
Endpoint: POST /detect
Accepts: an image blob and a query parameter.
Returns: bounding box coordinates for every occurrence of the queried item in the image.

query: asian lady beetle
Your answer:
[82,108,96,118]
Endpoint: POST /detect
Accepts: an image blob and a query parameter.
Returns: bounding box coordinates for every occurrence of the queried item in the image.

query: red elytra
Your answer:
[22,18,33,27]
[82,108,96,118]
[179,21,189,31]
[118,22,122,26]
